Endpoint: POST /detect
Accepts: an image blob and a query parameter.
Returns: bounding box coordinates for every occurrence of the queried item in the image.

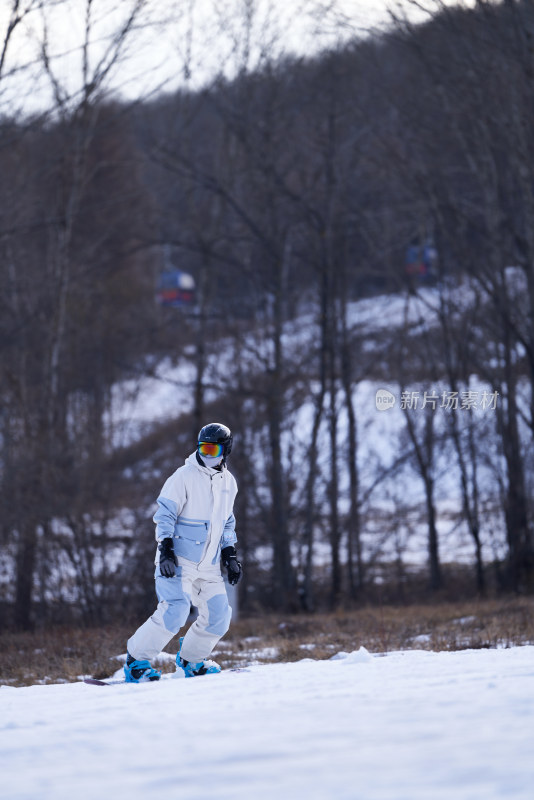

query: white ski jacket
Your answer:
[153,452,238,571]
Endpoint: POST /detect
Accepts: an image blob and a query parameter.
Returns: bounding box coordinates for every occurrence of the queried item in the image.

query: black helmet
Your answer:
[198,422,233,457]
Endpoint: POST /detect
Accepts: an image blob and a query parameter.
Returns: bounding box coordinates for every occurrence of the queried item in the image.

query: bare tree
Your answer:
[0,0,159,628]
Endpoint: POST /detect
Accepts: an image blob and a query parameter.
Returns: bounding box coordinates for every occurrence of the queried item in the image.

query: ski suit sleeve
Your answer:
[153,469,187,543]
[220,473,238,548]
[221,513,237,548]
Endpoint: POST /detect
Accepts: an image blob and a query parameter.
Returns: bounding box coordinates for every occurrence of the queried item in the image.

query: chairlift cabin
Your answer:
[405,237,437,282]
[156,268,196,308]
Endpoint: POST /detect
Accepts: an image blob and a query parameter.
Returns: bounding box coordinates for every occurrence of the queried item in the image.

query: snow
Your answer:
[1,646,533,800]
[106,356,196,448]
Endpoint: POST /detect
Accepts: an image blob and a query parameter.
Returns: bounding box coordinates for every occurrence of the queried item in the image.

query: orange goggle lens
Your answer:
[198,441,224,458]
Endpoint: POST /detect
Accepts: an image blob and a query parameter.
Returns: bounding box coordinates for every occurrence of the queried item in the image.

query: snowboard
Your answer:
[83,667,251,686]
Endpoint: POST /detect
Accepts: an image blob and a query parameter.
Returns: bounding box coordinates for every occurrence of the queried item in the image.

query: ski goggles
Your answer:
[198,441,224,458]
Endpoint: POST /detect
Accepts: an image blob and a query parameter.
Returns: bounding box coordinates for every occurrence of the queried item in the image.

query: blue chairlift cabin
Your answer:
[156,267,196,308]
[405,236,437,283]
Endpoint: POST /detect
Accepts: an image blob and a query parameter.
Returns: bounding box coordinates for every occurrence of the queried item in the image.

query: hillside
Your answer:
[3,0,534,626]
[110,280,508,567]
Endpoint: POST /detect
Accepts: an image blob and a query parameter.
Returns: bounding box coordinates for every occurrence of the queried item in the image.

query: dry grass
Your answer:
[0,626,131,688]
[1,597,533,687]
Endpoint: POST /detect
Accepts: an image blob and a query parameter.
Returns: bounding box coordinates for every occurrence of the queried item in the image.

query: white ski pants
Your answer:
[127,564,232,664]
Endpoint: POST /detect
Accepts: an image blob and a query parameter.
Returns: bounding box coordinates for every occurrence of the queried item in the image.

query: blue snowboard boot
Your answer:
[124,653,161,682]
[176,637,221,677]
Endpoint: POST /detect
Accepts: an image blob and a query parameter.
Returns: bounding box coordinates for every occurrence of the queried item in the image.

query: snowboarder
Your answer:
[124,422,242,682]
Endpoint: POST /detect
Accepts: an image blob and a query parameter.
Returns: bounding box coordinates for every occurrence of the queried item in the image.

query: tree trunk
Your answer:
[14,524,37,630]
[302,389,326,612]
[328,368,341,607]
[268,256,295,610]
[425,473,442,592]
[338,296,363,599]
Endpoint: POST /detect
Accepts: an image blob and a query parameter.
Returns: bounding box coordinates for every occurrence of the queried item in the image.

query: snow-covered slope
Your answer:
[1,646,533,800]
[106,287,443,448]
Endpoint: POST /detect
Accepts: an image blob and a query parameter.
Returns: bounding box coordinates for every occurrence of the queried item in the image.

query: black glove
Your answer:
[221,546,242,586]
[158,538,177,578]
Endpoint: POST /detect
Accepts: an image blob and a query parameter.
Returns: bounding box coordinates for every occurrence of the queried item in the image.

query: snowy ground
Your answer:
[1,646,533,800]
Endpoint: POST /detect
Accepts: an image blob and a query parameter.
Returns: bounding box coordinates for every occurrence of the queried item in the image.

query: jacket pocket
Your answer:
[174,519,209,563]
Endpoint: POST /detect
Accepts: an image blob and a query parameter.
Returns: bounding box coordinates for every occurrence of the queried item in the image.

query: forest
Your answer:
[1,0,534,631]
